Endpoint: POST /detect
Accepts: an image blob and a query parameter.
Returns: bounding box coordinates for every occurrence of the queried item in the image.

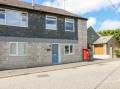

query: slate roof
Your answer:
[0,0,87,20]
[93,36,113,44]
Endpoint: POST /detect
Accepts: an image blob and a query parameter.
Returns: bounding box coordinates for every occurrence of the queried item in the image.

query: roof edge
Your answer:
[0,2,88,20]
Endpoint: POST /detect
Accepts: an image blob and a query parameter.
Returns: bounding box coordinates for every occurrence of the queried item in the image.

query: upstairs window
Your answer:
[0,8,28,27]
[65,18,75,32]
[0,9,5,24]
[6,10,22,26]
[46,15,57,30]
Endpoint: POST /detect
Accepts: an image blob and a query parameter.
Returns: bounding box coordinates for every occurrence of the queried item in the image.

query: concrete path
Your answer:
[0,59,119,78]
[0,59,120,89]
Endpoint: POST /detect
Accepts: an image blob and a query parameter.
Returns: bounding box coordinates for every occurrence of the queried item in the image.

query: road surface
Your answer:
[0,60,120,89]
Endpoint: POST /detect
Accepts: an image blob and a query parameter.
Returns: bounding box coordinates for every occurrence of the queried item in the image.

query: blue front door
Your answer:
[52,44,59,64]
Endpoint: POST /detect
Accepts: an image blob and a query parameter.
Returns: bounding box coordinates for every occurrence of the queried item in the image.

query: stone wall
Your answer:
[0,41,87,70]
[77,19,87,60]
[60,44,81,64]
[0,42,82,70]
[0,42,52,70]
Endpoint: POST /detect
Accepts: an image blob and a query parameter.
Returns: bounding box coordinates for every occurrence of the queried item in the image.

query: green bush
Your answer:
[98,29,120,42]
[114,49,120,57]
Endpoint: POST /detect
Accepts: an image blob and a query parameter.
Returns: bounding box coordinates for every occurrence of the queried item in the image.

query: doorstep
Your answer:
[0,59,119,78]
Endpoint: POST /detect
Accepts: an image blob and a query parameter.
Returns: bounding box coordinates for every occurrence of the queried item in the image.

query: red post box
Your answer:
[83,48,89,61]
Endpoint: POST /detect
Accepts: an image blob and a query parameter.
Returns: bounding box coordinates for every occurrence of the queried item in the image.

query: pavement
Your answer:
[0,58,119,78]
[0,58,120,89]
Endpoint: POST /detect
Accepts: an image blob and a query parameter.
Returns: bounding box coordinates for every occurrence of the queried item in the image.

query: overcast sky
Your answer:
[21,0,120,31]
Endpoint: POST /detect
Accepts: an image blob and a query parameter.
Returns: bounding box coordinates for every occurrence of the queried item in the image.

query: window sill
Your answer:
[9,55,27,57]
[0,23,28,28]
[65,53,74,55]
[65,30,75,32]
[46,28,58,30]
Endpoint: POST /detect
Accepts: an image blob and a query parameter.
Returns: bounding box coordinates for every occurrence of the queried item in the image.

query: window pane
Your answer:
[6,10,21,26]
[46,16,57,30]
[46,24,56,29]
[10,43,17,55]
[70,45,73,53]
[66,22,74,31]
[47,20,56,25]
[18,43,26,55]
[65,45,69,54]
[0,9,5,24]
[21,13,28,26]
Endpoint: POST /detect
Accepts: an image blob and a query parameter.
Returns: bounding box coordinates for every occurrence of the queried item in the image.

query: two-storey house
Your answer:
[0,0,87,70]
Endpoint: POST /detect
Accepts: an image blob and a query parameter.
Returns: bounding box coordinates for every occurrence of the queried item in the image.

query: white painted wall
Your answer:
[93,55,110,59]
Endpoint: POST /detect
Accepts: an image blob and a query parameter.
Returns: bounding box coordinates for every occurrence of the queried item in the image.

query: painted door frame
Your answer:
[52,43,61,64]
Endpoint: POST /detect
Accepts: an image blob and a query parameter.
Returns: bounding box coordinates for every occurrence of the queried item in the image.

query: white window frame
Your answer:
[0,8,28,27]
[9,42,27,56]
[64,44,74,55]
[46,15,57,30]
[65,18,75,32]
[21,12,28,27]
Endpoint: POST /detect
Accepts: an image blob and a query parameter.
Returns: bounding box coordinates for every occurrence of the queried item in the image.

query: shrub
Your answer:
[114,49,120,57]
[98,29,120,42]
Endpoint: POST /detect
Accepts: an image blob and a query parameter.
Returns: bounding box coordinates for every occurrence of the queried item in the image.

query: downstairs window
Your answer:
[9,42,26,56]
[65,44,74,55]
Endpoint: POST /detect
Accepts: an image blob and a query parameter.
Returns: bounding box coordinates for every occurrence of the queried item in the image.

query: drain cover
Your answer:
[97,63,106,66]
[37,74,49,78]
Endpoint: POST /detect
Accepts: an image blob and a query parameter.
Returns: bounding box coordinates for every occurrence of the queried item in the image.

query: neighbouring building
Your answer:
[87,27,120,59]
[0,0,87,70]
[87,27,100,48]
[93,36,120,59]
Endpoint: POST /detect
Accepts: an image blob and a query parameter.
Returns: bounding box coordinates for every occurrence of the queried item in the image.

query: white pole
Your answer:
[32,0,35,9]
[64,0,66,10]
[63,0,65,9]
